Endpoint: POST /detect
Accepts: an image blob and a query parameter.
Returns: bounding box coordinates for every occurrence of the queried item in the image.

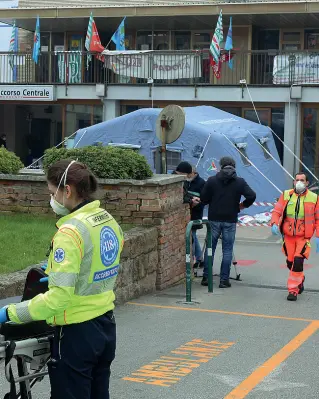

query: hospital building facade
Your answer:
[0,0,318,177]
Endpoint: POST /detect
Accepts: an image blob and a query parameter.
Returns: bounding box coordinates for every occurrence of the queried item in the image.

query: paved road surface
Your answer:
[1,229,319,399]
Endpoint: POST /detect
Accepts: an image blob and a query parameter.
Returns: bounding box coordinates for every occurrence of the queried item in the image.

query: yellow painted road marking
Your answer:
[127,302,315,322]
[123,338,235,387]
[224,321,319,399]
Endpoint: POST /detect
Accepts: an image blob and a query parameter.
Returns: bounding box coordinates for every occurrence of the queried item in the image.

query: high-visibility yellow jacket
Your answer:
[8,201,124,326]
[271,189,319,238]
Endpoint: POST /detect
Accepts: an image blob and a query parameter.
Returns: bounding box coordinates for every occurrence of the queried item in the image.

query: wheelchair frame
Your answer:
[0,331,52,399]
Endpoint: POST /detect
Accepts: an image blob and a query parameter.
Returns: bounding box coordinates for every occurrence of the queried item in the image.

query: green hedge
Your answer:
[43,146,153,180]
[0,147,24,174]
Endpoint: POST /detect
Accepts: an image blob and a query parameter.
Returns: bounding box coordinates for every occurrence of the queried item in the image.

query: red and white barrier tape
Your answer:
[253,202,276,207]
[237,222,270,227]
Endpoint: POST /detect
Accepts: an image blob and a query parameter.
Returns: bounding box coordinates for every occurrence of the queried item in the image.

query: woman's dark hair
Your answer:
[47,159,98,200]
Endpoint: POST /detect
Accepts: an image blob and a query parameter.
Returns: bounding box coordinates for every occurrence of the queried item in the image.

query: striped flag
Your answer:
[8,21,16,69]
[209,10,223,79]
[225,16,233,69]
[210,10,223,64]
[85,12,94,69]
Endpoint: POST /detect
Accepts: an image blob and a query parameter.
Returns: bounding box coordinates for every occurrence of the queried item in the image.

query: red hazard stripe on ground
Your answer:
[236,260,257,266]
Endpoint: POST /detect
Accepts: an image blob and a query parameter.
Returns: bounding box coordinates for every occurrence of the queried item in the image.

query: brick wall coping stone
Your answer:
[0,174,185,186]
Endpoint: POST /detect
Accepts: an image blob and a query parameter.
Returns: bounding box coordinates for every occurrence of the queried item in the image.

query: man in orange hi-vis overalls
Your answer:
[271,173,319,301]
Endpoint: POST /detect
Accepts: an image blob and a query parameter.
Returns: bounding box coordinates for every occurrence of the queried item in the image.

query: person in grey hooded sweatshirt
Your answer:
[200,156,256,288]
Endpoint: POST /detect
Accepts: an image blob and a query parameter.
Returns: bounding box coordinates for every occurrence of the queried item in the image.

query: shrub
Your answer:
[43,146,153,180]
[0,147,24,174]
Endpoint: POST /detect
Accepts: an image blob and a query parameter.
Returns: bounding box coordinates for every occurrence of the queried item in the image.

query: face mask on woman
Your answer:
[50,195,70,216]
[49,160,76,216]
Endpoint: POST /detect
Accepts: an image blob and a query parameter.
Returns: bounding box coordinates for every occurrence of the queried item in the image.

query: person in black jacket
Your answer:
[200,156,256,288]
[175,162,206,267]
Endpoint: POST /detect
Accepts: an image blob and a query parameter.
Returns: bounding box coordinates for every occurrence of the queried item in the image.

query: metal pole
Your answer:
[185,221,193,302]
[204,220,213,293]
[161,126,167,174]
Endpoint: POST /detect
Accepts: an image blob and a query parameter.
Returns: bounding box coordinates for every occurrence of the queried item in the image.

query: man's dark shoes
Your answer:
[219,280,231,288]
[201,277,208,286]
[287,292,298,301]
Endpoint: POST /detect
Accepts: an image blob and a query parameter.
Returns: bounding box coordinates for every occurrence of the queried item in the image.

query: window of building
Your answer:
[136,31,169,50]
[65,104,103,138]
[172,31,191,50]
[257,30,279,50]
[153,149,182,170]
[258,137,272,160]
[302,108,318,177]
[235,143,251,166]
[136,31,153,50]
[153,31,169,50]
[281,30,303,51]
[305,30,319,50]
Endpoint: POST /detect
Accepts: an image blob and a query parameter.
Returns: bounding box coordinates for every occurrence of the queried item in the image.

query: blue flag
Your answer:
[111,17,126,51]
[225,17,233,69]
[32,16,41,64]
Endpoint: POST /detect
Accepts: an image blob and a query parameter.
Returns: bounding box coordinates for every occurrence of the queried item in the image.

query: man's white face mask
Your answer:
[295,181,306,194]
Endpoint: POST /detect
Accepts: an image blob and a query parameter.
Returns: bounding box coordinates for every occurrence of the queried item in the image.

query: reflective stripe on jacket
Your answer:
[8,200,124,326]
[271,189,319,238]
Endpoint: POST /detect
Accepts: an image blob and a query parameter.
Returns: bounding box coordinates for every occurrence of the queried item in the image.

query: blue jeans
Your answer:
[192,230,202,262]
[203,221,236,281]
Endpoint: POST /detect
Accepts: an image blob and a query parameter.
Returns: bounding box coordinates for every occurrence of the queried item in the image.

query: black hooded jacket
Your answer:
[200,166,256,223]
[183,173,206,221]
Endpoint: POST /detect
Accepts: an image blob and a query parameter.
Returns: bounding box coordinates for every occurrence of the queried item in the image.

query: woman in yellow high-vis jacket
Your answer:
[0,159,124,399]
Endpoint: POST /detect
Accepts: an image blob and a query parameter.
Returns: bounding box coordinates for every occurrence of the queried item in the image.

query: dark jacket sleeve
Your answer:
[200,178,213,205]
[183,182,192,204]
[241,179,256,208]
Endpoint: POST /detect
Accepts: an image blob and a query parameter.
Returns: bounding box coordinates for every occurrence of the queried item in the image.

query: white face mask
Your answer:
[50,195,70,216]
[49,160,77,216]
[295,181,306,194]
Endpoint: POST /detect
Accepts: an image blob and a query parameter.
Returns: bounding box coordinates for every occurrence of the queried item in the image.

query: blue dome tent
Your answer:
[73,106,289,216]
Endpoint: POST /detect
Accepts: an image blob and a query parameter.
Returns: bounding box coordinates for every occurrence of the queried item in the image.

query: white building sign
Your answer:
[0,85,54,101]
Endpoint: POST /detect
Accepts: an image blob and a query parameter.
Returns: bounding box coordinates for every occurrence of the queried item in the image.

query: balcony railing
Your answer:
[0,52,105,85]
[0,50,319,87]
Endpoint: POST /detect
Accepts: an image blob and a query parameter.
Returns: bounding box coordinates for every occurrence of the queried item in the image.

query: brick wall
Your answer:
[0,174,190,290]
[115,227,158,303]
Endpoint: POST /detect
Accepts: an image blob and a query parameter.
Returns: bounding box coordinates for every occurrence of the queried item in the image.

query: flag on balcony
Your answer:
[111,17,126,51]
[85,13,105,69]
[8,21,16,69]
[210,10,223,62]
[210,52,235,79]
[225,16,233,69]
[85,12,94,69]
[32,16,41,64]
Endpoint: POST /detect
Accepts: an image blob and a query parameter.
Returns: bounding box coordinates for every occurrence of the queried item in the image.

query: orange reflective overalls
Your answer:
[271,189,319,295]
